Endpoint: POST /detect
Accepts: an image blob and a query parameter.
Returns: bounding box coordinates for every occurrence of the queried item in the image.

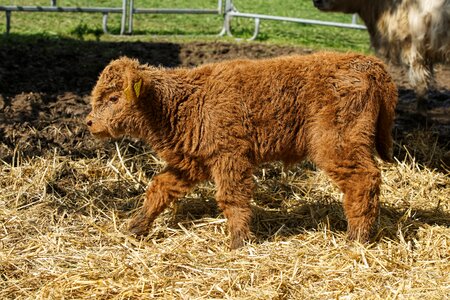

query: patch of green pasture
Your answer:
[0,0,371,52]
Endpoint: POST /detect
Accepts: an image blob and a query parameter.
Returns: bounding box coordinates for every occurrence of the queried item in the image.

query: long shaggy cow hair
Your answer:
[313,0,450,110]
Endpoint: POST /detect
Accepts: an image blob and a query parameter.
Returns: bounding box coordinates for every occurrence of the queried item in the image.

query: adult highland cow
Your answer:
[313,0,450,110]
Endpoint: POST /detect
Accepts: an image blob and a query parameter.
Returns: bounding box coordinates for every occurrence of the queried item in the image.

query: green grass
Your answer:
[0,0,371,52]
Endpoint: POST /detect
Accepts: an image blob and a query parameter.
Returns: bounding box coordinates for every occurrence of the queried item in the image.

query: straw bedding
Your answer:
[0,41,449,299]
[1,139,448,299]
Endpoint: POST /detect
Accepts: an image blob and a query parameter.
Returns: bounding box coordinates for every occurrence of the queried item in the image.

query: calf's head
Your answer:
[86,57,147,139]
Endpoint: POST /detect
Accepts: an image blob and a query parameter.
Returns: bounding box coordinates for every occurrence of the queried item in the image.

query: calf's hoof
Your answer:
[346,216,374,243]
[347,228,371,244]
[229,229,252,250]
[128,211,153,237]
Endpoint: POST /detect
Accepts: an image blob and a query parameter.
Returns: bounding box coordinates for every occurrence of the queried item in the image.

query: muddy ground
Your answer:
[0,37,449,170]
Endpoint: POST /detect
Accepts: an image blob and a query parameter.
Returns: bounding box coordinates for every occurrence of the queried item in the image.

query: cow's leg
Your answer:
[312,141,382,243]
[129,167,196,236]
[408,53,434,111]
[322,161,381,242]
[211,155,254,249]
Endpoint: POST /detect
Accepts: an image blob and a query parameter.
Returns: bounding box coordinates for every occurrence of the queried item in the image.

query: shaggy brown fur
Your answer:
[313,0,450,109]
[86,52,398,249]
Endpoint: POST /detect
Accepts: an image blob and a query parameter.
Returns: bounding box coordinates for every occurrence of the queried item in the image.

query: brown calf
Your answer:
[86,52,397,249]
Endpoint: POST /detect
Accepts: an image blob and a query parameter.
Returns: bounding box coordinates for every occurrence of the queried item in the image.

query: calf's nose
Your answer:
[86,115,93,127]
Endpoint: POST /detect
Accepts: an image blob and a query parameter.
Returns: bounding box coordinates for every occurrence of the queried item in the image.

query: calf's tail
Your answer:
[375,75,398,163]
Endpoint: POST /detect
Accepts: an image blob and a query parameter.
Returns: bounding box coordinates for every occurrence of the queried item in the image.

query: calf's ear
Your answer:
[124,78,143,102]
[123,65,145,103]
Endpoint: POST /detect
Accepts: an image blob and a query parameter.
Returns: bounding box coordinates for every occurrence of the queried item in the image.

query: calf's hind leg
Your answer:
[129,167,196,236]
[212,156,254,249]
[314,149,381,242]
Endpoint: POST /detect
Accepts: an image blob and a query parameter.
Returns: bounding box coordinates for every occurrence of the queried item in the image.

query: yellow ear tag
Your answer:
[124,79,142,102]
[134,79,142,98]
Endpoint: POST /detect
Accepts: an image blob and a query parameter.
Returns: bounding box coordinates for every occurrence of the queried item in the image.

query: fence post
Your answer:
[128,0,134,34]
[5,10,11,34]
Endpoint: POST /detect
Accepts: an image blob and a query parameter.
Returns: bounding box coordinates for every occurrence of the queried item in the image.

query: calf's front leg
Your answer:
[129,167,196,236]
[212,156,254,249]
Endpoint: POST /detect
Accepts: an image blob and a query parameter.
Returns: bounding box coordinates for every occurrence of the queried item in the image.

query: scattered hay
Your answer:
[1,138,449,299]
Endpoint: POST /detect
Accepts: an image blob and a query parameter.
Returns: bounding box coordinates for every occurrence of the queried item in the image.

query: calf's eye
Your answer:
[109,95,119,103]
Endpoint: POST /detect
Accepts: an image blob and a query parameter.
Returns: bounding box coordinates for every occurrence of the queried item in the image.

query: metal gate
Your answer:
[0,0,128,34]
[1,0,365,37]
[220,0,365,40]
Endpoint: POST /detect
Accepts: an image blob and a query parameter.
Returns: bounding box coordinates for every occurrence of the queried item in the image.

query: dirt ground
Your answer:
[0,38,449,169]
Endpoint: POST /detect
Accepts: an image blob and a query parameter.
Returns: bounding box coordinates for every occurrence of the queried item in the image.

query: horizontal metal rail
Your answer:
[0,6,123,13]
[133,8,220,14]
[229,11,366,30]
[127,0,223,34]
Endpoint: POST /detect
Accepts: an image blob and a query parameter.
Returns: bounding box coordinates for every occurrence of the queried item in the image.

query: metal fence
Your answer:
[0,0,128,34]
[221,0,365,40]
[0,0,365,37]
[126,0,223,35]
